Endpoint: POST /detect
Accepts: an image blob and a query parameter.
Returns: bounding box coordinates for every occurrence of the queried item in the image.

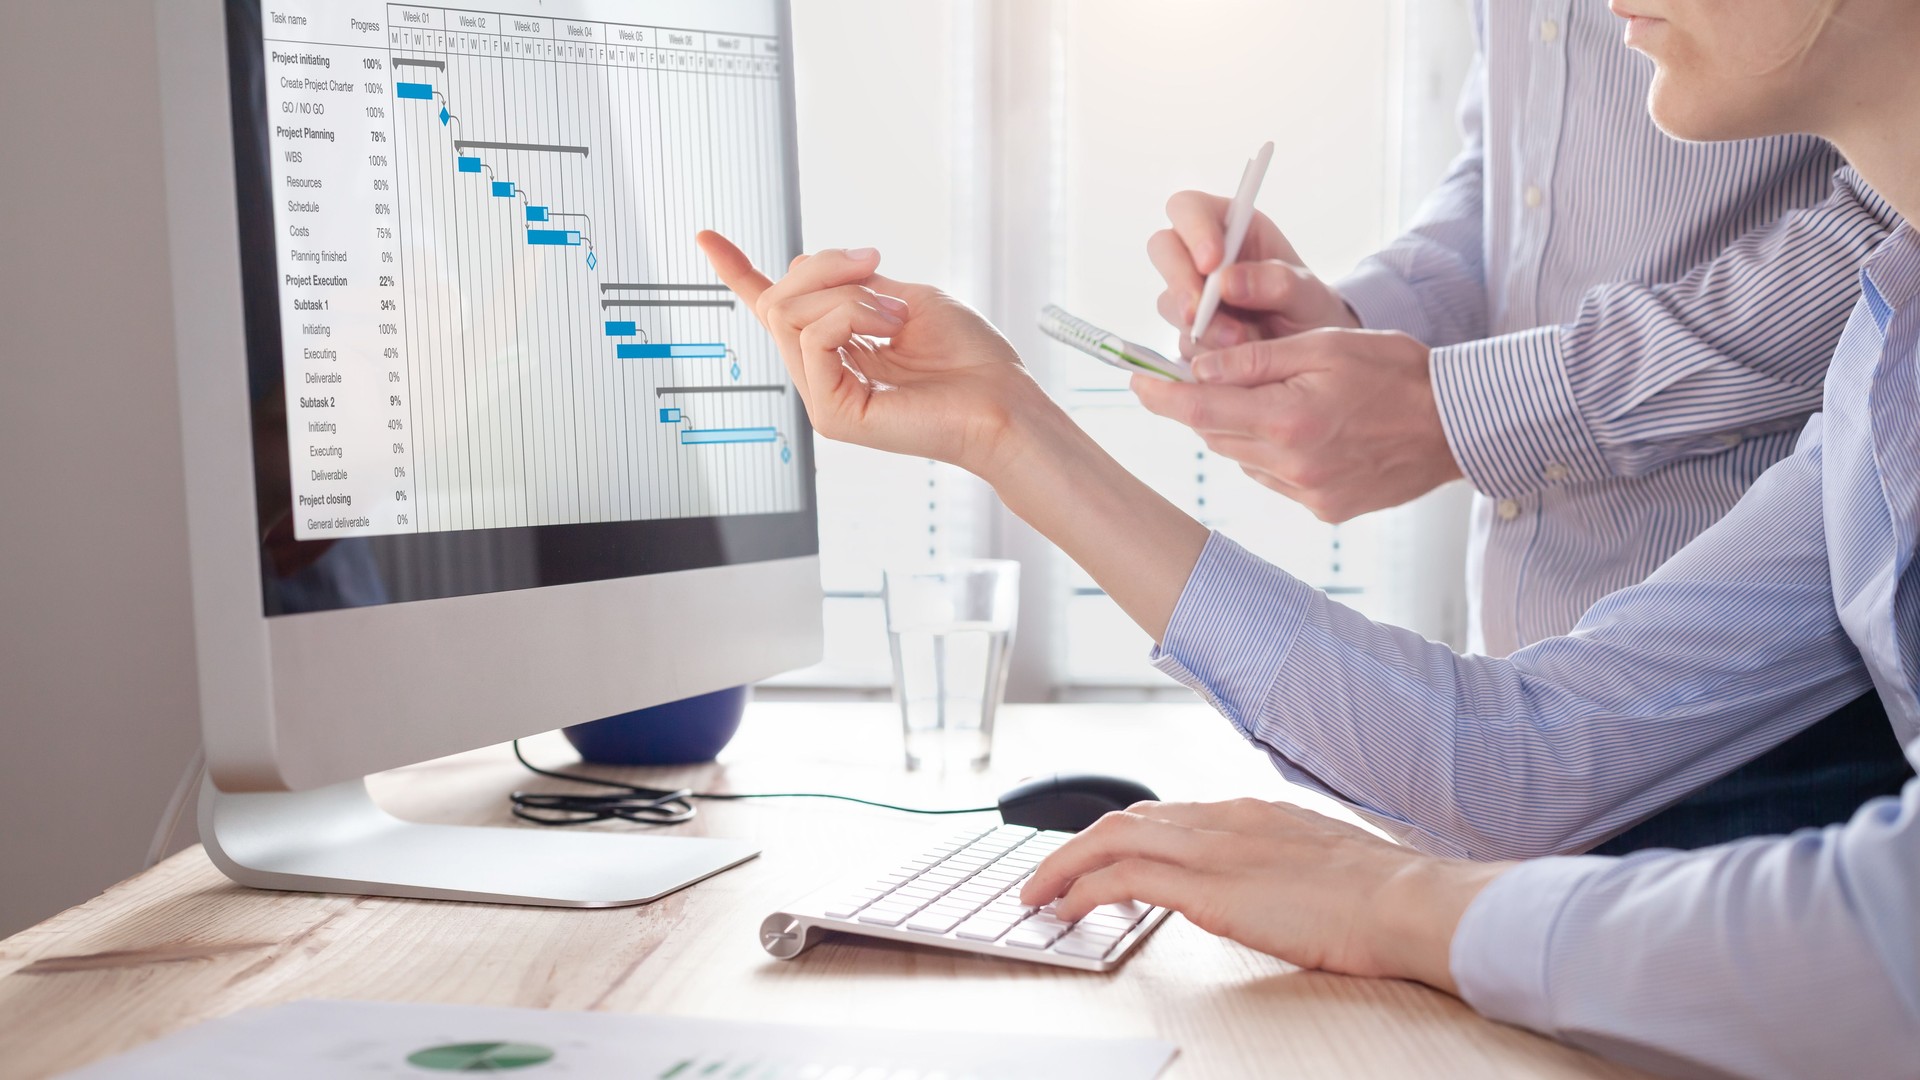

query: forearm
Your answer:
[1436,168,1893,497]
[980,394,1209,642]
[1153,443,1869,859]
[1453,783,1920,1078]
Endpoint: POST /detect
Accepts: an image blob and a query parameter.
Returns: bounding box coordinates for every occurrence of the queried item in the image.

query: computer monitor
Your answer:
[154,0,820,906]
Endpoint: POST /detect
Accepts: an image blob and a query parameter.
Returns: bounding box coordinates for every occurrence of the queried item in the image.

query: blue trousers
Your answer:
[1592,691,1913,855]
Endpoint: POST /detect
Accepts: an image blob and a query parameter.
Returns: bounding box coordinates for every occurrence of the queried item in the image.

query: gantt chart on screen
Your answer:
[262,1,802,538]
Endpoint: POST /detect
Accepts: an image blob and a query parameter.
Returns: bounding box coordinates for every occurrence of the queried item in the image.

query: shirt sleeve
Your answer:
[1335,25,1490,348]
[1451,778,1920,1079]
[1431,168,1896,499]
[1152,414,1874,860]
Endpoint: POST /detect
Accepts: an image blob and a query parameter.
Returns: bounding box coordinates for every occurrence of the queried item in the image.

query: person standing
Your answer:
[1135,1,1908,851]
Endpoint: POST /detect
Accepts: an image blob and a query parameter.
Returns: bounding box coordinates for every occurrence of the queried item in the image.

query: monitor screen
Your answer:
[226,0,815,615]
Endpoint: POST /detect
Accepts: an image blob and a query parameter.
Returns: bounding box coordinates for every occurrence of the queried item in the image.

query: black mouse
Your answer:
[997,773,1159,833]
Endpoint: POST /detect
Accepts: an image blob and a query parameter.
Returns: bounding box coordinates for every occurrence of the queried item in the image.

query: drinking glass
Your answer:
[881,561,1019,770]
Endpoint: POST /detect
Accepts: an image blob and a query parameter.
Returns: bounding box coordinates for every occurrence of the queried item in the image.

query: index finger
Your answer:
[1148,229,1206,309]
[696,230,773,307]
[1018,811,1230,907]
[1166,190,1233,275]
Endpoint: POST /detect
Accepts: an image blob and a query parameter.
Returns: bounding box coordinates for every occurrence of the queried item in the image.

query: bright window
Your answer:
[775,0,1472,694]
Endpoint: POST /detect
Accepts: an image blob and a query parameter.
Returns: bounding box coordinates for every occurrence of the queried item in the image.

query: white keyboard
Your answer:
[759,824,1169,972]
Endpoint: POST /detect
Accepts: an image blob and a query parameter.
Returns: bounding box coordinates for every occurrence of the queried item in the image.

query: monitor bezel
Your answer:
[159,0,824,793]
[224,0,817,615]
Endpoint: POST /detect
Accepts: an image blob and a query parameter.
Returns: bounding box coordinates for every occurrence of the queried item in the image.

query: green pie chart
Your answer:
[406,1042,556,1071]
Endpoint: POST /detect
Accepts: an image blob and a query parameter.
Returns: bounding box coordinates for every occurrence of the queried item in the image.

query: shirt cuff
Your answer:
[1449,855,1614,1036]
[1149,532,1315,740]
[1337,260,1436,343]
[1430,326,1613,499]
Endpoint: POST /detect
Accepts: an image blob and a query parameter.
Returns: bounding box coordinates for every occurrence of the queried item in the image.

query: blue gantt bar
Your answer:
[527,230,580,246]
[681,428,778,445]
[396,82,434,100]
[492,181,513,197]
[616,343,727,359]
[457,156,482,173]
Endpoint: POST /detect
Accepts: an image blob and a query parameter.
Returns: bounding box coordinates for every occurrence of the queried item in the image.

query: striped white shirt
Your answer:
[1336,0,1896,655]
[1152,227,1920,1079]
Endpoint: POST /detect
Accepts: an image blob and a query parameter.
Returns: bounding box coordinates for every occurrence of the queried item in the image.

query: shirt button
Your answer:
[1543,462,1569,482]
[1540,19,1559,42]
[1497,499,1521,521]
[1524,185,1545,209]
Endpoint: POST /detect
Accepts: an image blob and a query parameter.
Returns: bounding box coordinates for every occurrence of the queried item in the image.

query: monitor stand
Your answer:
[198,775,758,907]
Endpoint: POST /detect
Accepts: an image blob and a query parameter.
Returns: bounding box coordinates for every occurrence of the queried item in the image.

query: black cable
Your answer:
[509,740,999,827]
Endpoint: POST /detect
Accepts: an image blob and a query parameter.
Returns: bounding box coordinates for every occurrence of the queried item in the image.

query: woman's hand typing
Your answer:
[1020,798,1510,992]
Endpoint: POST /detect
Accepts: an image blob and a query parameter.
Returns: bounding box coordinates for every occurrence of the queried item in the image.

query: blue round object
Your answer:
[561,686,750,766]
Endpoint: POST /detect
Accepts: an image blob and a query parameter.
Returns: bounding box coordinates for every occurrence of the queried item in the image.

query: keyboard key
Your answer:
[1002,913,1073,949]
[825,890,888,916]
[1023,913,1074,934]
[1063,921,1123,942]
[1052,932,1120,961]
[906,911,966,934]
[1093,901,1151,924]
[858,905,917,927]
[1003,927,1065,949]
[954,917,1020,941]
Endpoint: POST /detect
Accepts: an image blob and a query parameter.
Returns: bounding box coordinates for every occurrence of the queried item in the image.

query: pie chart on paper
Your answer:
[404,1042,556,1072]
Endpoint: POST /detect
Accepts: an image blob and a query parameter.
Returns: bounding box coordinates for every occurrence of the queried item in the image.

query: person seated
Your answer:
[1133,0,1904,856]
[693,0,1919,1072]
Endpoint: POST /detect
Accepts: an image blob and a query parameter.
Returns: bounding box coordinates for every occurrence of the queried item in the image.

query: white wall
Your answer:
[0,0,203,936]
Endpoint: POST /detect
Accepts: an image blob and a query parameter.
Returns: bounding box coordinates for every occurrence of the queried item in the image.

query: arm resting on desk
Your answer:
[1455,778,1920,1079]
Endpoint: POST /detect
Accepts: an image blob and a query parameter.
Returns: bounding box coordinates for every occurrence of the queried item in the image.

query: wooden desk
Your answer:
[0,703,1649,1078]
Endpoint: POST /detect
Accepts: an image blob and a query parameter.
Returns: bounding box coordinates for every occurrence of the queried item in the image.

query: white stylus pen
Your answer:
[1189,140,1276,344]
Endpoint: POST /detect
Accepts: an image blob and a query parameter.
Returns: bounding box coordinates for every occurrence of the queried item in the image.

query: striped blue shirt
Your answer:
[1153,227,1920,1078]
[1336,0,1896,655]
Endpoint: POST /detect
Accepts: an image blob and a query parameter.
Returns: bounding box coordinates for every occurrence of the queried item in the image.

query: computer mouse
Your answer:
[996,773,1160,833]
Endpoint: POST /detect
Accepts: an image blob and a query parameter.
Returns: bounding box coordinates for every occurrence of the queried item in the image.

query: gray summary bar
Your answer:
[600,299,737,309]
[453,139,590,157]
[655,385,788,397]
[392,57,446,70]
[600,283,732,292]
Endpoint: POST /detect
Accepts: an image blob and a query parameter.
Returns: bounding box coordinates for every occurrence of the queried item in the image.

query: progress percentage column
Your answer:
[266,2,418,538]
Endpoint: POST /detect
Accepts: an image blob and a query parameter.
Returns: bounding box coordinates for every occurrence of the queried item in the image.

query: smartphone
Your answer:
[1038,305,1192,382]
